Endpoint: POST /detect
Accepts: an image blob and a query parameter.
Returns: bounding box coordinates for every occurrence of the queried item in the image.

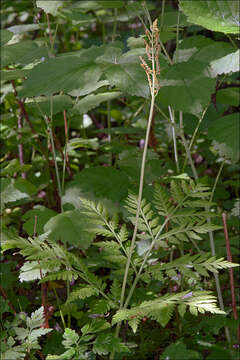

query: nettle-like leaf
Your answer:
[156,60,216,115]
[68,166,130,203]
[179,1,240,34]
[96,46,150,98]
[36,0,63,16]
[0,29,14,46]
[44,210,95,249]
[71,91,121,115]
[25,95,73,116]
[2,40,48,68]
[19,45,107,97]
[210,49,240,76]
[207,113,239,162]
[112,291,225,332]
[22,205,57,236]
[160,341,202,360]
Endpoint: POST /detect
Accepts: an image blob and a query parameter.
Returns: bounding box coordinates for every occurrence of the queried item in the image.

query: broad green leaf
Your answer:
[25,95,73,116]
[156,60,216,115]
[68,80,109,97]
[61,11,96,25]
[19,46,106,97]
[2,40,48,68]
[160,341,203,360]
[22,205,57,236]
[44,210,95,249]
[216,87,240,107]
[0,179,29,210]
[0,29,14,46]
[179,1,240,34]
[208,113,239,162]
[1,69,31,81]
[7,24,40,34]
[67,167,130,202]
[71,92,121,114]
[36,1,63,16]
[210,50,240,76]
[175,37,234,64]
[96,47,149,98]
[97,1,125,8]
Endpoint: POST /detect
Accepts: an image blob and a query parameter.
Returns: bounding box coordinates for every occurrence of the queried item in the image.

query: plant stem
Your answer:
[169,106,179,173]
[179,111,198,178]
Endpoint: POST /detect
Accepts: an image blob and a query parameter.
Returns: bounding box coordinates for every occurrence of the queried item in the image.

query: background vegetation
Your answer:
[0,1,239,359]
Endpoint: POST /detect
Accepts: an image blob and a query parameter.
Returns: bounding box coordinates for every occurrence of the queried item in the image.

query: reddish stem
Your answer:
[222,212,240,342]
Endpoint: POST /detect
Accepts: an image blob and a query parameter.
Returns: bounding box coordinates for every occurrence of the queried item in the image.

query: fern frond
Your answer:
[112,291,225,331]
[118,224,129,243]
[67,285,99,303]
[153,184,174,216]
[39,270,79,283]
[149,253,239,280]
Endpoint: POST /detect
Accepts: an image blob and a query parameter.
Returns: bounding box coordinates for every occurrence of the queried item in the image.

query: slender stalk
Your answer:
[17,112,26,179]
[169,106,179,173]
[179,111,198,179]
[160,0,165,29]
[222,214,238,323]
[179,113,231,342]
[111,17,157,358]
[53,286,66,329]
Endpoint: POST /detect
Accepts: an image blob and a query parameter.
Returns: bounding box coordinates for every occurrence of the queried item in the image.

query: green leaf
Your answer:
[207,113,239,162]
[67,285,99,302]
[19,261,52,282]
[216,87,240,107]
[68,167,130,202]
[44,210,95,249]
[160,341,203,360]
[71,92,121,115]
[36,1,63,16]
[156,60,216,115]
[96,47,150,98]
[210,50,240,76]
[19,45,106,97]
[7,24,40,35]
[68,80,109,97]
[62,328,79,348]
[97,1,125,8]
[26,95,73,116]
[93,333,129,355]
[1,69,31,81]
[22,205,57,236]
[2,40,48,68]
[179,1,240,34]
[0,179,29,210]
[0,29,14,46]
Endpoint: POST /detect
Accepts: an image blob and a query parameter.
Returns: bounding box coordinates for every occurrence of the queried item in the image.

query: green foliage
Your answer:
[1,1,239,358]
[179,1,240,34]
[1,307,52,360]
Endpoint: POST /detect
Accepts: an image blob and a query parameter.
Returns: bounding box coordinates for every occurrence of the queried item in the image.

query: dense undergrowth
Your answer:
[0,1,239,359]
